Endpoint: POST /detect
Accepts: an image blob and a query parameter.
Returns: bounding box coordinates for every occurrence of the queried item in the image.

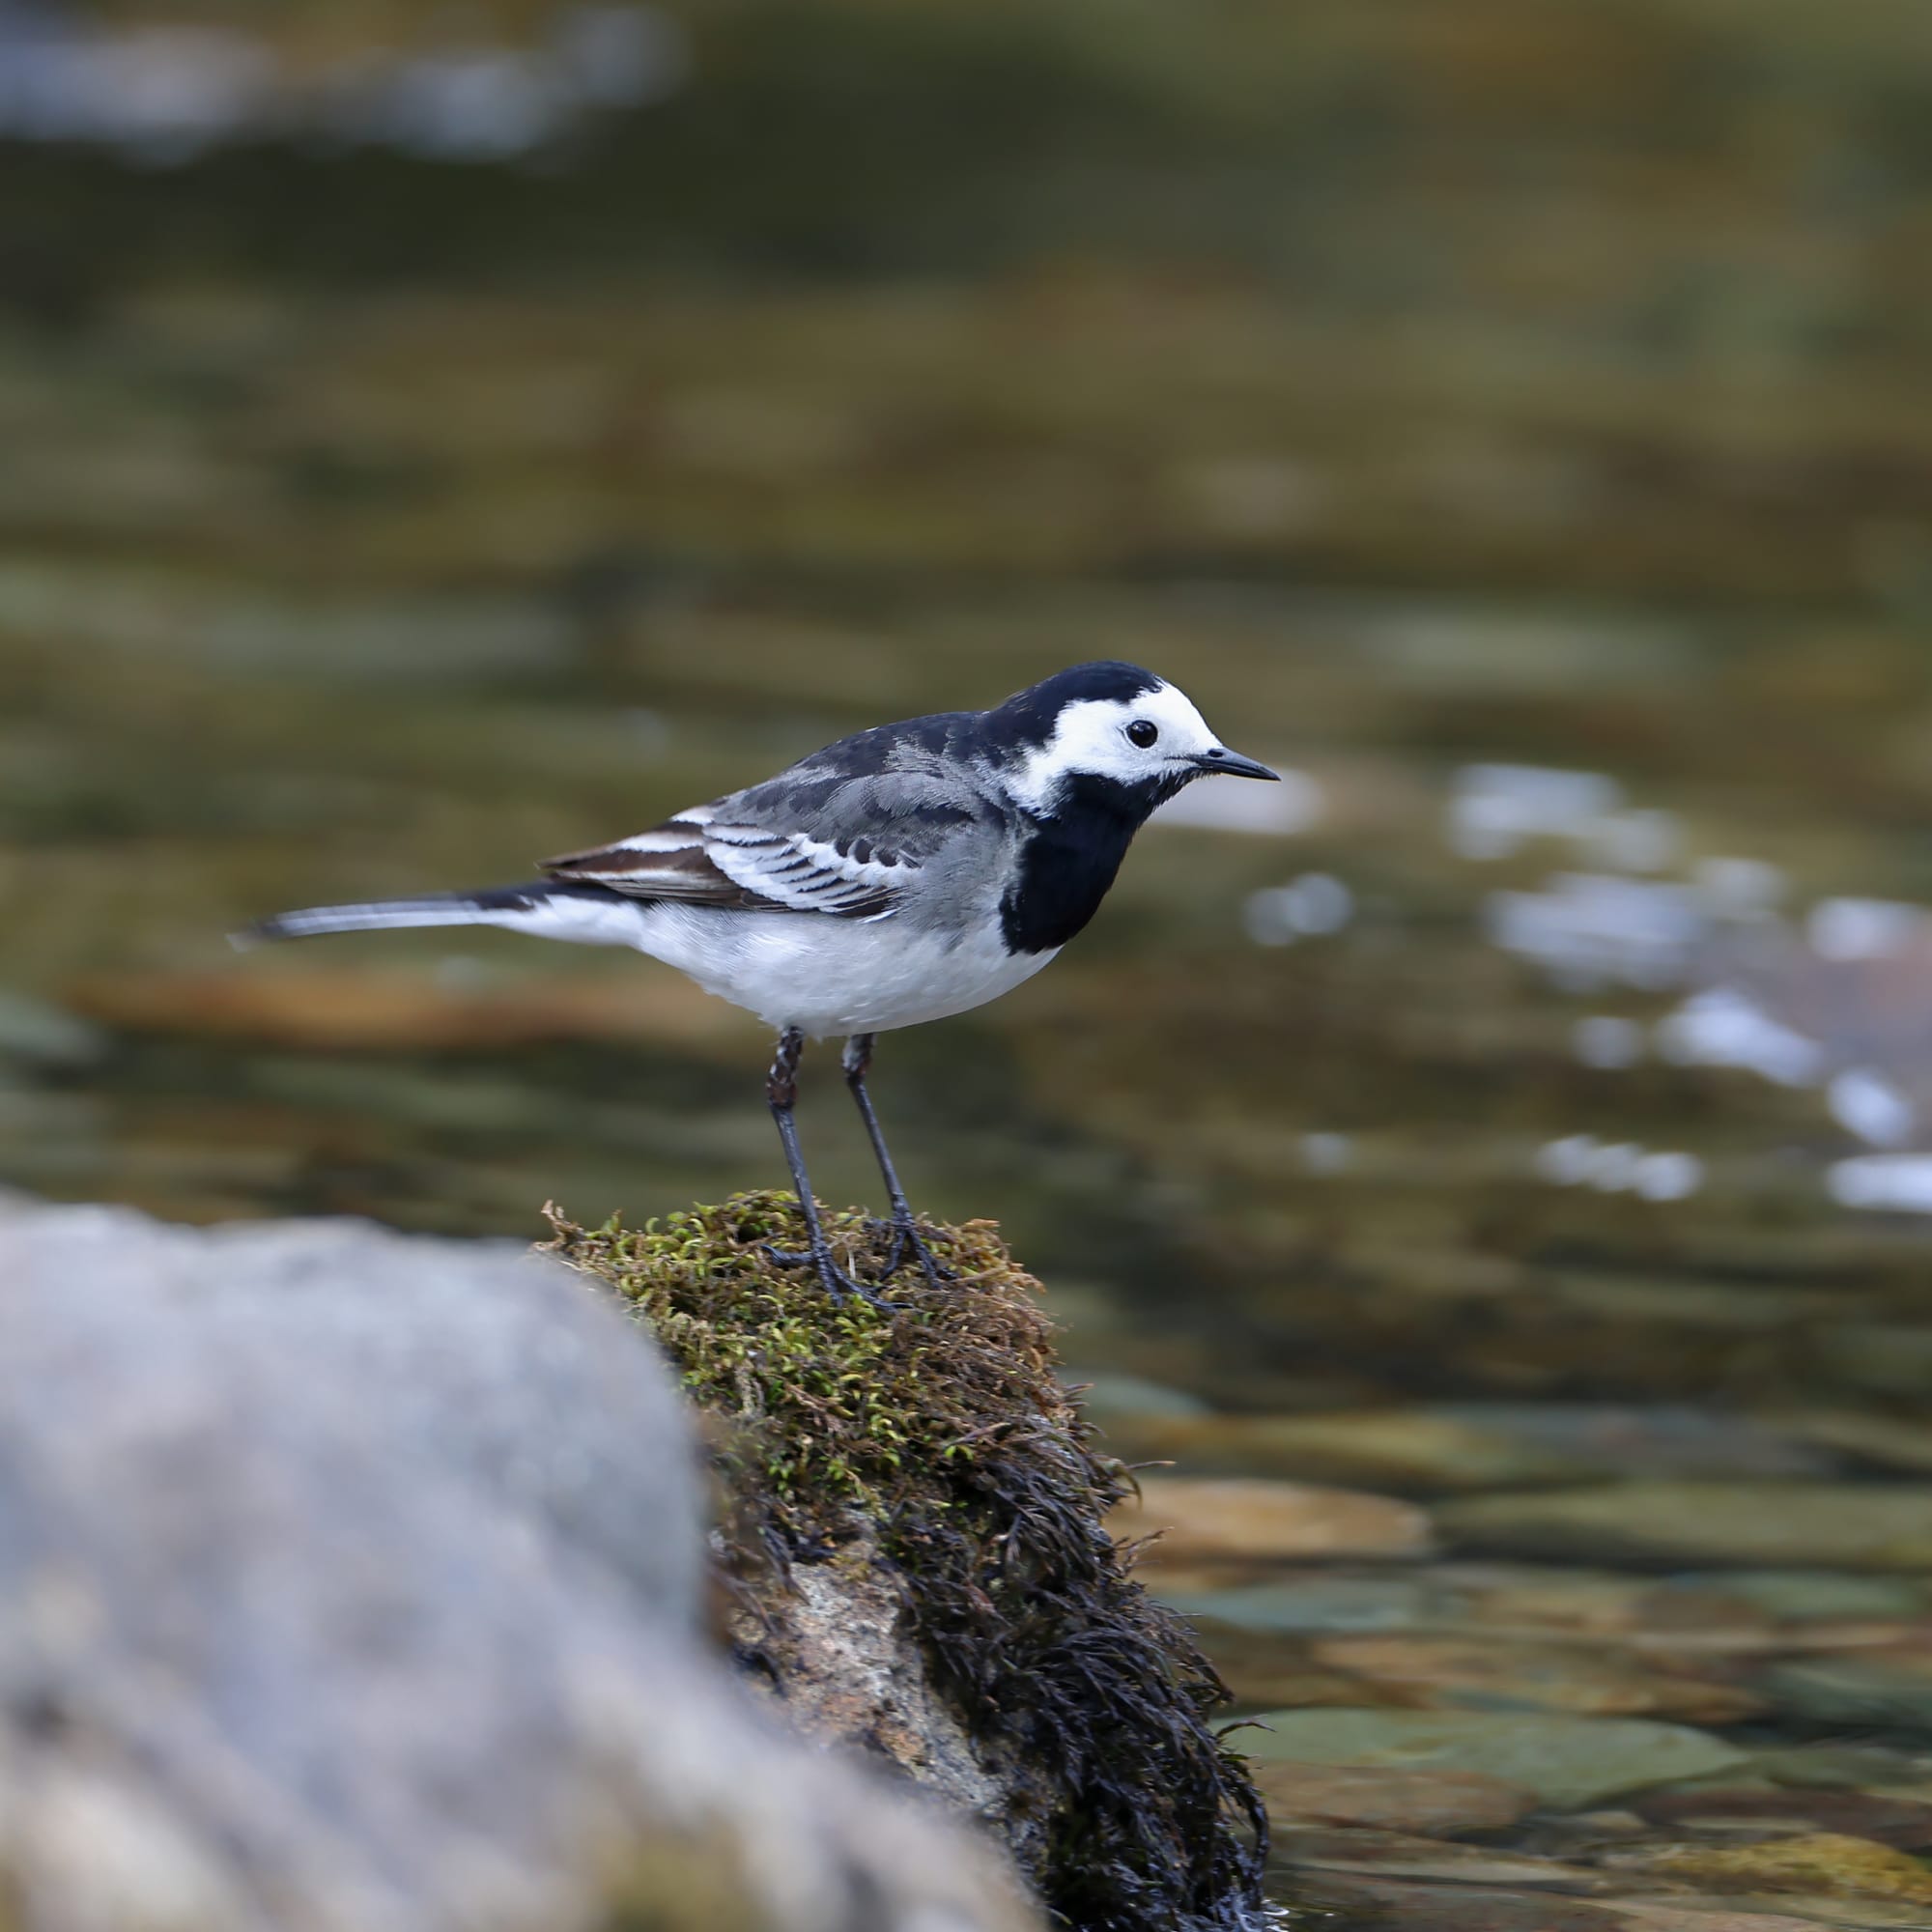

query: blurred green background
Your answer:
[11,9,1932,1905]
[9,0,1932,1284]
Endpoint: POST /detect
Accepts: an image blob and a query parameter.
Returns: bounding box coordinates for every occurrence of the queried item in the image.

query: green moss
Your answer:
[547,1191,1054,1527]
[545,1190,1268,1932]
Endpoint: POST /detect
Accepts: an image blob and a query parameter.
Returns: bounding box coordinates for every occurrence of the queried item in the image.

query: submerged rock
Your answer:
[548,1193,1271,1932]
[1237,1707,1747,1809]
[1250,1762,1535,1836]
[1757,1652,1932,1729]
[1778,1409,1932,1476]
[1158,1575,1446,1635]
[1691,1570,1927,1622]
[0,1200,1037,1932]
[1633,1786,1932,1850]
[1113,1474,1435,1564]
[1271,1823,1596,1889]
[1289,1874,1823,1931]
[1439,1482,1932,1571]
[1601,1832,1932,1907]
[1095,1407,1586,1491]
[1106,1405,1828,1494]
[1740,1741,1932,1794]
[1305,1634,1763,1722]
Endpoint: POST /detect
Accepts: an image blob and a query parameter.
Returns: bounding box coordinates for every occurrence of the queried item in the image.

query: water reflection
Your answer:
[1658,985,1826,1086]
[1828,1155,1932,1213]
[0,3,682,159]
[1533,1137,1704,1203]
[1449,764,1679,873]
[1245,873,1353,948]
[1486,871,1707,992]
[1457,752,1932,1195]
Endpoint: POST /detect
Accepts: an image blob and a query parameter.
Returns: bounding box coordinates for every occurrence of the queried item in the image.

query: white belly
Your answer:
[633,904,1059,1036]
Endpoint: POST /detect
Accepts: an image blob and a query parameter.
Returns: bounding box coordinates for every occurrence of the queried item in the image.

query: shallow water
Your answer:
[7,4,1932,1922]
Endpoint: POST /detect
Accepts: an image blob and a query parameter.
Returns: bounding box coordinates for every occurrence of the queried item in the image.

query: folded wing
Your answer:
[541,801,938,920]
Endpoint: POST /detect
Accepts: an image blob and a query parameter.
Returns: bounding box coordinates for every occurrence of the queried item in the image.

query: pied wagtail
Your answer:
[239,662,1278,1307]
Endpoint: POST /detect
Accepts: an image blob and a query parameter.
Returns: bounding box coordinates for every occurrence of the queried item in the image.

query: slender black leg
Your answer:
[762,1027,900,1311]
[843,1033,954,1289]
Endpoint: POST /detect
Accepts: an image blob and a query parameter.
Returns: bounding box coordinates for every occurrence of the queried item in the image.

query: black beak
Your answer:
[1193,746,1280,781]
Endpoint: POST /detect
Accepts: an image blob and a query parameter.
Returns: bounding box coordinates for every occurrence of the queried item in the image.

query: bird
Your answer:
[237,661,1278,1309]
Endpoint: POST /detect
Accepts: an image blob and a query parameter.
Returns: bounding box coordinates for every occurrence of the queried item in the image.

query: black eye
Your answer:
[1126,719,1159,749]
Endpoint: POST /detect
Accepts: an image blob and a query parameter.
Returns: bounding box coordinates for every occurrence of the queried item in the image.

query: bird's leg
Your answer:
[762,1027,900,1312]
[842,1033,955,1289]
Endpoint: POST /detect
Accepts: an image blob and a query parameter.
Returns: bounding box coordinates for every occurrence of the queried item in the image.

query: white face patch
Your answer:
[1007,683,1223,813]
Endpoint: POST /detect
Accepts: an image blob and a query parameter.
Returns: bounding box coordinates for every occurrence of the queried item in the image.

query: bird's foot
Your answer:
[866,1215,957,1290]
[763,1239,902,1313]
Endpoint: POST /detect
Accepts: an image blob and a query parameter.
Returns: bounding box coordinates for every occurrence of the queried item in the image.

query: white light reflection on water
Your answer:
[1485,872,1706,992]
[1244,872,1352,946]
[1808,897,1930,961]
[1534,1135,1704,1201]
[1447,763,1683,872]
[1277,734,1932,1192]
[1634,1151,1705,1201]
[1449,765,1617,862]
[1828,1069,1917,1149]
[1656,986,1825,1088]
[1459,759,1932,1181]
[1830,1155,1932,1214]
[0,5,684,161]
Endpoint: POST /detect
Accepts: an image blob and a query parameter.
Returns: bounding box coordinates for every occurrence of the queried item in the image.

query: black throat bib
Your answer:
[999,773,1177,954]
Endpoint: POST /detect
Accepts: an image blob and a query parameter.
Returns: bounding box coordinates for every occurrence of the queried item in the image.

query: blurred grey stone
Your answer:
[0,1205,1038,1932]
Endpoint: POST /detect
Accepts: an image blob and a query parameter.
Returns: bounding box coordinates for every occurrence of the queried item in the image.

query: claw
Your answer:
[763,1240,902,1313]
[866,1216,956,1290]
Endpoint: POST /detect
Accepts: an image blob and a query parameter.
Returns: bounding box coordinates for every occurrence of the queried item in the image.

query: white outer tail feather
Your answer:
[233,887,654,952]
[236,901,501,944]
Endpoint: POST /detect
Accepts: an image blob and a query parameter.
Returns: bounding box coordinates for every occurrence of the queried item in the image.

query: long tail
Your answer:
[232,881,650,951]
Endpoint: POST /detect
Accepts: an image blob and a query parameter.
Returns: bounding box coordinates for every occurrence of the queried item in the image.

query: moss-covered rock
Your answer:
[545,1191,1270,1932]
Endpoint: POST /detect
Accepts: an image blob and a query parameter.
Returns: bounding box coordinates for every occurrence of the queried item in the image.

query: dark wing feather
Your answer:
[541,814,777,911]
[539,732,987,917]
